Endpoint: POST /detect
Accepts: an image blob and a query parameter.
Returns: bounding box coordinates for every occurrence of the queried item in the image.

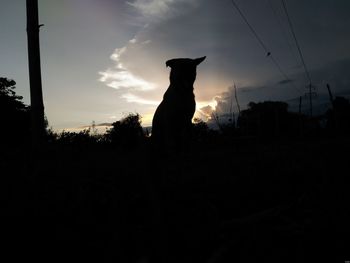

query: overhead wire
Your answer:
[230,0,270,54]
[280,0,316,116]
[280,0,312,85]
[266,0,300,68]
[229,0,302,94]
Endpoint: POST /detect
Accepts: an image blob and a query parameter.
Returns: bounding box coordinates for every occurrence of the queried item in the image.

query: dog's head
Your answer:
[166,56,206,88]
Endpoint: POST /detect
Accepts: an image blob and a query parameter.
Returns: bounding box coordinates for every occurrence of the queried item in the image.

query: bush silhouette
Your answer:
[107,113,145,148]
[237,101,304,137]
[0,77,31,146]
[326,96,350,133]
[53,129,98,147]
[192,118,215,142]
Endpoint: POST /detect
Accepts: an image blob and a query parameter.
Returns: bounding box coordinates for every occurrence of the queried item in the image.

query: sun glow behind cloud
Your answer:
[99,69,156,91]
[195,98,219,120]
[98,0,235,128]
[121,93,159,105]
[127,0,199,20]
[98,0,204,122]
[99,46,156,91]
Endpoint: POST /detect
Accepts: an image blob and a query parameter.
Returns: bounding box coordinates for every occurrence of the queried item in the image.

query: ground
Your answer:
[2,135,350,262]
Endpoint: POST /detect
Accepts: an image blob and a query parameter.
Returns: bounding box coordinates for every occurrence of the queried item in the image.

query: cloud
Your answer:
[127,0,173,17]
[79,123,112,129]
[309,58,350,94]
[278,79,294,85]
[99,0,201,108]
[99,68,156,91]
[195,99,218,120]
[202,58,350,119]
[120,93,159,105]
[127,0,198,20]
[98,46,156,91]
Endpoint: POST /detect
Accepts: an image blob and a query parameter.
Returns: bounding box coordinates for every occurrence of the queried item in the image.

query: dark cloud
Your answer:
[309,58,350,93]
[208,58,350,118]
[278,79,294,85]
[239,85,269,93]
[79,123,112,129]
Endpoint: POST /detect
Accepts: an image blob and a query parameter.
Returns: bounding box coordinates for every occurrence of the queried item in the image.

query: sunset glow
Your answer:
[1,0,349,131]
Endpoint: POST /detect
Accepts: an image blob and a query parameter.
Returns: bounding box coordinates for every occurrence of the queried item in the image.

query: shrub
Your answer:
[107,113,145,149]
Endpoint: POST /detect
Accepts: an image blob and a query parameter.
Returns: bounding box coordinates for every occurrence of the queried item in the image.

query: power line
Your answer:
[280,0,312,85]
[266,0,300,68]
[230,0,270,55]
[269,55,302,93]
[280,0,316,116]
[229,0,302,94]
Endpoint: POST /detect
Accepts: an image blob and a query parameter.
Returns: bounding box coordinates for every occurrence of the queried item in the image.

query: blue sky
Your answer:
[1,0,350,130]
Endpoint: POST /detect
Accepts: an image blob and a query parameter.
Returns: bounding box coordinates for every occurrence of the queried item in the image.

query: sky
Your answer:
[1,0,350,131]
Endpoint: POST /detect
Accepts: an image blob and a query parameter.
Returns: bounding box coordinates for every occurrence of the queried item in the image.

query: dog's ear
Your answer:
[194,56,206,66]
[166,59,176,68]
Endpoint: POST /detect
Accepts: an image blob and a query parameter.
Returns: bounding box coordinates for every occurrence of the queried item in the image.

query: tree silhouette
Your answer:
[107,113,145,148]
[238,101,302,137]
[326,96,350,133]
[192,118,214,142]
[0,78,27,111]
[0,78,31,146]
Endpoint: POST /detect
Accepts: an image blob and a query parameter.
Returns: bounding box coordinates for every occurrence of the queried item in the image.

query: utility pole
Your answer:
[305,83,317,117]
[234,83,241,116]
[309,84,313,117]
[326,83,338,131]
[26,0,46,148]
[299,96,303,137]
[229,89,235,127]
[326,83,334,108]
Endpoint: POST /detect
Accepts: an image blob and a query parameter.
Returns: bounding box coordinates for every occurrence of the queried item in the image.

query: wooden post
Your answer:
[299,96,303,137]
[308,83,313,117]
[274,107,279,137]
[326,83,338,131]
[229,88,234,128]
[234,83,241,116]
[26,0,46,149]
[305,84,317,118]
[326,83,334,107]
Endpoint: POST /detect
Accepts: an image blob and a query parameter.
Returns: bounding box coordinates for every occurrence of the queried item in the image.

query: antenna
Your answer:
[305,84,317,117]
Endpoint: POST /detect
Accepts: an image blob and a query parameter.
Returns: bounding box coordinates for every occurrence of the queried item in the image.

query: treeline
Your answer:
[227,100,350,138]
[2,77,350,149]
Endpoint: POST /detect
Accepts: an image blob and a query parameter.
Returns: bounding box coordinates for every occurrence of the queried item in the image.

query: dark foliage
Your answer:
[2,75,350,262]
[0,78,31,146]
[238,101,309,137]
[192,118,217,143]
[107,113,145,148]
[326,96,350,133]
[50,129,105,149]
[2,132,350,263]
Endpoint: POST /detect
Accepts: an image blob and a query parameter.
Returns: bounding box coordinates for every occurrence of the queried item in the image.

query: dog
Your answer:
[151,56,206,152]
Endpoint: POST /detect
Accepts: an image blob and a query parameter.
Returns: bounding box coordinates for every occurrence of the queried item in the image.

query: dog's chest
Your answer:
[163,88,195,110]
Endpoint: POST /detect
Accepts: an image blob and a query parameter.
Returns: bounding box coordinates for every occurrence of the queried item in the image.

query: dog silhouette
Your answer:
[152,56,206,152]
